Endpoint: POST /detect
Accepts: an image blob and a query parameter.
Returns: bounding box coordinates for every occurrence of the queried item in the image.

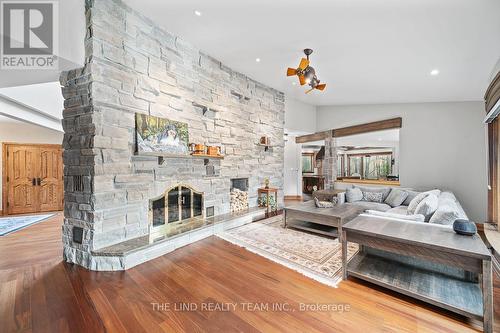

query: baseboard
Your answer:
[284,195,302,200]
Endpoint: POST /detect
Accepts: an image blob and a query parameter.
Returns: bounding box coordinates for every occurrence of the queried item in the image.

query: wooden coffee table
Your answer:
[284,200,363,243]
[342,215,493,333]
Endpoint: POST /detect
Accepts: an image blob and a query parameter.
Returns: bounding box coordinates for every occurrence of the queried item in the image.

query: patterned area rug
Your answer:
[0,214,55,236]
[218,216,358,287]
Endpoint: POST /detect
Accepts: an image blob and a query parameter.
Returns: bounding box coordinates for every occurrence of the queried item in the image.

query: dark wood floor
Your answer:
[1,213,499,332]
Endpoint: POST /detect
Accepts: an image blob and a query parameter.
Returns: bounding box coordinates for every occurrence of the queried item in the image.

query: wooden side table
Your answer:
[258,188,278,214]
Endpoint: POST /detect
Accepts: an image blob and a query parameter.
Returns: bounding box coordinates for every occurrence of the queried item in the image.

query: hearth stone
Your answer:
[84,207,268,271]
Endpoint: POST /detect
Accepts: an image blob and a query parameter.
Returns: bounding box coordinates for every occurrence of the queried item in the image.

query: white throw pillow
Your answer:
[346,187,363,202]
[384,189,409,207]
[414,194,439,221]
[407,192,429,214]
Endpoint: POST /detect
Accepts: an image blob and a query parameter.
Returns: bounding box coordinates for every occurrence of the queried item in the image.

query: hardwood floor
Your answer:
[1,213,499,332]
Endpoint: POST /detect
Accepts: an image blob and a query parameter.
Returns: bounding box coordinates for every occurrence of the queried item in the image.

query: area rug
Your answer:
[217,216,358,287]
[0,214,55,236]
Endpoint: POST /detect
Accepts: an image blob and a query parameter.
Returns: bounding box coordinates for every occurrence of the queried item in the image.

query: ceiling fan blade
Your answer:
[298,58,309,70]
[298,75,306,86]
[305,87,315,94]
[316,83,326,91]
[287,68,297,76]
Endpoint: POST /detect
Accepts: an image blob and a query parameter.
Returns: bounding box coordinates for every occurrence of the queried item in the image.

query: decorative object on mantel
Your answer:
[258,187,278,213]
[136,113,189,155]
[264,178,270,189]
[258,136,273,151]
[453,219,477,236]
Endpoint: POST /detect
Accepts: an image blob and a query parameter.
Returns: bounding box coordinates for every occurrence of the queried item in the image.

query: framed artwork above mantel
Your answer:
[135,113,190,156]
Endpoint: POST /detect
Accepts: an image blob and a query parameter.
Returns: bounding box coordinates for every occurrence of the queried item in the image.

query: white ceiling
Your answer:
[124,0,500,106]
[0,82,64,119]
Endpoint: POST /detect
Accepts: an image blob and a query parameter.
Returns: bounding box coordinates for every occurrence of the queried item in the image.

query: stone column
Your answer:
[324,136,338,189]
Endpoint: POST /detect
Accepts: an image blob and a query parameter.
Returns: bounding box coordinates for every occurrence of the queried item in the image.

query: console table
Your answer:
[342,215,493,333]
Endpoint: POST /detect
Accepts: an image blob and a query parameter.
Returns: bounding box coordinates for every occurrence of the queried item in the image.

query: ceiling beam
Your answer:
[295,130,332,143]
[332,118,402,138]
[295,117,402,144]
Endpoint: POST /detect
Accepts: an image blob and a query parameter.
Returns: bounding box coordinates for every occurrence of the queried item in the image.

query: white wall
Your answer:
[0,118,63,211]
[317,101,488,222]
[285,97,317,133]
[284,98,317,196]
[284,136,301,196]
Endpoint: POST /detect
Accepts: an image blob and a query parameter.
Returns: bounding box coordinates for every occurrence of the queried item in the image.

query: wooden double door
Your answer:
[3,144,63,215]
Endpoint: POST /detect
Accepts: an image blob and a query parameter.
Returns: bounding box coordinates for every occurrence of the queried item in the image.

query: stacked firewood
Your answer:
[230,189,249,212]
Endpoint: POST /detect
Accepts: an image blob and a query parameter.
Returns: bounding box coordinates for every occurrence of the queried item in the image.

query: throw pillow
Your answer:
[429,209,460,226]
[362,191,384,203]
[314,197,335,208]
[407,192,430,214]
[354,186,391,201]
[346,187,363,203]
[384,189,409,207]
[414,194,439,221]
[402,190,419,206]
[331,196,338,205]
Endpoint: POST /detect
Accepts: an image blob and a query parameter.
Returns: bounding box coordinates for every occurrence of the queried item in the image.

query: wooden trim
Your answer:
[2,143,7,215]
[485,71,500,113]
[345,151,393,157]
[295,130,332,143]
[284,195,302,200]
[332,117,402,138]
[337,179,400,186]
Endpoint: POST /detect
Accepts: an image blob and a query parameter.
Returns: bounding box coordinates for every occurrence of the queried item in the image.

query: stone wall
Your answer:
[61,0,285,269]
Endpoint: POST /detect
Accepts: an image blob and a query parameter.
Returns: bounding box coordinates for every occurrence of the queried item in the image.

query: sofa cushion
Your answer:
[414,194,439,221]
[387,206,409,215]
[407,189,441,214]
[384,189,409,207]
[346,201,392,212]
[362,191,384,203]
[354,186,391,201]
[402,190,419,206]
[365,210,425,222]
[346,187,363,202]
[429,191,467,225]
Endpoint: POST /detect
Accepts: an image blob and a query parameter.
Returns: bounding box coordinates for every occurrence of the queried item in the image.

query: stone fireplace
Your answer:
[149,184,204,242]
[60,0,285,271]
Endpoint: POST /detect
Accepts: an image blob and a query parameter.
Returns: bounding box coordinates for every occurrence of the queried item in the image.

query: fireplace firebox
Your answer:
[149,184,204,242]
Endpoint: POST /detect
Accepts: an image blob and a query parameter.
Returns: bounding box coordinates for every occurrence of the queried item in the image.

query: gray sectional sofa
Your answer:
[336,185,468,226]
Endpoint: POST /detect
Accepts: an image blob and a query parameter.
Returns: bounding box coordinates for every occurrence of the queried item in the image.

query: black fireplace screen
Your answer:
[150,185,204,227]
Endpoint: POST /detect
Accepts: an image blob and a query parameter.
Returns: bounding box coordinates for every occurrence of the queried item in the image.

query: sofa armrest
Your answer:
[337,192,346,204]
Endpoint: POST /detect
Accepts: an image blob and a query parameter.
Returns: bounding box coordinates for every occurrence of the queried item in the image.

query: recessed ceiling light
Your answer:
[292,82,297,86]
[194,10,202,16]
[430,69,439,76]
[255,58,261,63]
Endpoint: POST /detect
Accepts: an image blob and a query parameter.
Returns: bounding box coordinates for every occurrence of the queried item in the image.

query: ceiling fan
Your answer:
[287,48,326,94]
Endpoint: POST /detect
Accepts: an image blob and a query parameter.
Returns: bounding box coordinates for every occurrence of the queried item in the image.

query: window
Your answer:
[363,154,392,179]
[301,153,314,173]
[348,155,363,176]
[337,155,344,177]
[347,152,392,179]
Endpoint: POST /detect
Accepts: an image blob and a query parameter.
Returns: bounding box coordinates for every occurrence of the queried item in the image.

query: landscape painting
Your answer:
[135,114,189,155]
